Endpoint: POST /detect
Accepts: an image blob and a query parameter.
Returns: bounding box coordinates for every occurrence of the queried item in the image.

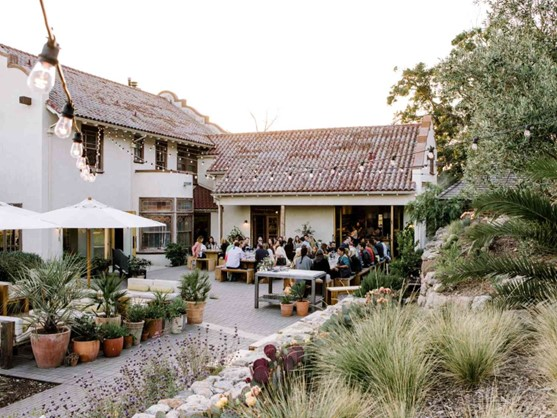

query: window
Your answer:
[82,125,103,171]
[139,198,173,251]
[0,204,22,252]
[133,135,144,163]
[139,198,193,252]
[177,145,198,173]
[155,140,167,170]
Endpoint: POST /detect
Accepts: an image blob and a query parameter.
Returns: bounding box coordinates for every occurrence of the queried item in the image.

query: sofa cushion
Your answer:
[128,283,150,292]
[0,315,23,336]
[150,286,173,294]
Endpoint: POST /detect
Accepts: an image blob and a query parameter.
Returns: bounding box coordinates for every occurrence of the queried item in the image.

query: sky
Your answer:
[1,0,485,133]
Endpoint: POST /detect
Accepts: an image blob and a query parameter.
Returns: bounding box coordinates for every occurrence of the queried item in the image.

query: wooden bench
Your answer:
[326,285,361,305]
[353,266,372,286]
[187,256,216,271]
[0,282,29,316]
[215,266,254,284]
[334,275,356,287]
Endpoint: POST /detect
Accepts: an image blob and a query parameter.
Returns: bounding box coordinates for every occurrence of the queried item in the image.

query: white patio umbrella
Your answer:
[0,201,58,230]
[39,197,165,286]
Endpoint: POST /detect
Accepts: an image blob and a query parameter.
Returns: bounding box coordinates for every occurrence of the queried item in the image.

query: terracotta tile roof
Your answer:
[194,185,217,210]
[208,124,423,194]
[0,44,218,146]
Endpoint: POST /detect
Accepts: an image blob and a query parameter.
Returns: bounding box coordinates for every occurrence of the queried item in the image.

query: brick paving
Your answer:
[0,267,300,417]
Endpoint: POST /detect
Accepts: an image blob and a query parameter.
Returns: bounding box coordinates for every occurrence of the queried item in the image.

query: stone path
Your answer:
[0,266,300,417]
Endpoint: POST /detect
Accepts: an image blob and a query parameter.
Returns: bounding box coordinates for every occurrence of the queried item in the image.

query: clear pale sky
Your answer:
[1,0,484,133]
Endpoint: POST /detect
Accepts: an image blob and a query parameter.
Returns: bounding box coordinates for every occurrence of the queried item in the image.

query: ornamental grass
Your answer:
[429,305,524,387]
[531,301,557,407]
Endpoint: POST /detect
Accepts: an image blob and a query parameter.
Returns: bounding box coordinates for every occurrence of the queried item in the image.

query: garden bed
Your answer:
[0,375,57,408]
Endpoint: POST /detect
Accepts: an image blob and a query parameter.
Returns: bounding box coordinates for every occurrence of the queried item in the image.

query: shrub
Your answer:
[0,251,43,282]
[389,225,423,280]
[429,306,524,387]
[164,243,187,266]
[355,270,404,297]
[125,304,147,323]
[128,256,151,277]
[179,270,211,302]
[72,315,100,341]
[91,257,111,277]
[435,241,465,285]
[316,305,434,416]
[99,323,127,340]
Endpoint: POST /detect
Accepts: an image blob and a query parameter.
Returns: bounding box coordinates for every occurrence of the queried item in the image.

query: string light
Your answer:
[471,137,479,151]
[27,40,59,94]
[331,166,337,175]
[70,133,83,158]
[427,146,435,160]
[390,156,397,167]
[358,161,365,172]
[54,102,74,139]
[524,125,532,138]
[309,170,314,179]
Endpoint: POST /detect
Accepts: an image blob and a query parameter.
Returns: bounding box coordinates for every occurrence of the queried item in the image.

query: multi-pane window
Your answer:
[133,134,144,164]
[155,140,167,170]
[139,198,193,251]
[82,125,103,170]
[177,145,197,173]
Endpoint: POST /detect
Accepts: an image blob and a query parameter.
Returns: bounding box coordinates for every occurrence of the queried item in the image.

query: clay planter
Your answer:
[170,316,182,334]
[186,301,206,325]
[95,315,121,327]
[296,300,310,317]
[123,335,134,349]
[141,331,149,341]
[145,318,164,338]
[30,327,71,369]
[102,337,124,358]
[280,303,294,317]
[123,320,144,346]
[72,338,100,363]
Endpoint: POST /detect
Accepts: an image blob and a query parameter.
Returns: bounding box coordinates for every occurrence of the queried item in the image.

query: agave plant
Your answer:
[452,157,557,307]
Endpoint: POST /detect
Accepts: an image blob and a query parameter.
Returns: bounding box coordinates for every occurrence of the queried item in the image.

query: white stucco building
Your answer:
[0,44,223,265]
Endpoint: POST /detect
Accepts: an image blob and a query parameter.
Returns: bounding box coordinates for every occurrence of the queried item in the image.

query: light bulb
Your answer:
[524,125,532,138]
[27,41,59,95]
[331,167,336,175]
[54,102,75,139]
[80,169,89,180]
[88,173,96,183]
[427,146,435,160]
[309,171,314,179]
[70,132,83,159]
[471,137,479,151]
[76,157,87,170]
[390,157,397,167]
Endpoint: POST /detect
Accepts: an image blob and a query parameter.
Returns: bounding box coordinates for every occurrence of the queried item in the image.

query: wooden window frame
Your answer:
[82,125,104,172]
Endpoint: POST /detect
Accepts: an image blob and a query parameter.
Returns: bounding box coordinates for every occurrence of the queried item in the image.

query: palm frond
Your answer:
[526,157,557,183]
[473,189,557,224]
[447,253,557,285]
[465,219,557,252]
[494,278,557,309]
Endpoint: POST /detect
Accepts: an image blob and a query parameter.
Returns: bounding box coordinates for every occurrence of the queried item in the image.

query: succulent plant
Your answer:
[250,343,305,385]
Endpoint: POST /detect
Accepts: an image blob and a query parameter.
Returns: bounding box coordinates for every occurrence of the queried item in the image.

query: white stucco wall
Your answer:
[285,206,334,243]
[221,205,250,241]
[210,211,219,241]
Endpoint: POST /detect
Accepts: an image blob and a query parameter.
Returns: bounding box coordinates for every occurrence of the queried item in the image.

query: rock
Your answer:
[220,367,250,382]
[453,296,473,308]
[421,259,436,273]
[418,295,426,307]
[165,412,180,418]
[425,292,450,309]
[177,394,211,416]
[132,414,155,418]
[210,393,223,406]
[175,389,194,400]
[146,404,171,415]
[433,283,446,293]
[229,350,266,367]
[424,271,437,286]
[190,381,213,397]
[472,295,492,311]
[159,399,184,409]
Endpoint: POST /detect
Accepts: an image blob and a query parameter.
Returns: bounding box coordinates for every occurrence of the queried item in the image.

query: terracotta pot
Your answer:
[123,335,134,349]
[102,337,124,358]
[141,331,149,341]
[170,316,182,334]
[30,327,71,369]
[123,320,144,346]
[72,338,100,363]
[145,318,164,338]
[186,301,206,325]
[280,303,294,317]
[296,300,310,317]
[163,319,171,335]
[95,315,121,327]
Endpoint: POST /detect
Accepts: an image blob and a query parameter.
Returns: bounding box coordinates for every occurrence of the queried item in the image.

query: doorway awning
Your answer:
[194,186,217,211]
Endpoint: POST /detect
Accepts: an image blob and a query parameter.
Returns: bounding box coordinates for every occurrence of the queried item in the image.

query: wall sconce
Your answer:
[244,219,248,225]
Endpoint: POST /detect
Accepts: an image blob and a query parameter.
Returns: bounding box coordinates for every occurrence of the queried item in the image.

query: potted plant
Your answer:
[179,270,211,325]
[166,297,187,334]
[128,256,151,277]
[164,243,186,267]
[14,256,87,368]
[280,287,294,317]
[91,274,127,326]
[71,315,101,363]
[99,323,127,358]
[123,303,146,346]
[291,281,310,317]
[144,292,167,338]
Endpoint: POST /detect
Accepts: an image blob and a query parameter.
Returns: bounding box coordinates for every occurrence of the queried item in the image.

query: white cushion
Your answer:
[0,315,24,336]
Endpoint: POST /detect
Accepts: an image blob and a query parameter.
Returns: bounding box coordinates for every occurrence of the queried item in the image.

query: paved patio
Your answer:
[0,266,300,417]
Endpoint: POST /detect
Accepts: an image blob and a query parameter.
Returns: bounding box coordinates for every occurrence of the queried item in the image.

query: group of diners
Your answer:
[213,232,391,281]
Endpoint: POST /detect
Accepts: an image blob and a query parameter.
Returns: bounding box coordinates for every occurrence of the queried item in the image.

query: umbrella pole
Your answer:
[86,229,92,288]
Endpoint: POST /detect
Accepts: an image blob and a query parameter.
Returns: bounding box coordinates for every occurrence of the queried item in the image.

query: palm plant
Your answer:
[14,255,87,334]
[91,274,127,318]
[452,157,557,307]
[179,270,211,303]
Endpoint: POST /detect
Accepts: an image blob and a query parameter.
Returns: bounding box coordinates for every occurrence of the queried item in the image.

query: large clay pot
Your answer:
[30,327,71,369]
[123,335,134,349]
[281,303,294,317]
[186,301,206,325]
[102,337,124,358]
[95,315,122,327]
[145,318,164,338]
[72,338,100,363]
[170,316,182,334]
[296,300,310,317]
[123,320,144,346]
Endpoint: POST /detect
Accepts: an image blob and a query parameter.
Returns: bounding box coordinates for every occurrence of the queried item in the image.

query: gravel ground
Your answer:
[0,375,57,408]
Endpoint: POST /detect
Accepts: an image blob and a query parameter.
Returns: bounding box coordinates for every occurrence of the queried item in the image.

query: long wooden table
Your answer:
[254,269,326,311]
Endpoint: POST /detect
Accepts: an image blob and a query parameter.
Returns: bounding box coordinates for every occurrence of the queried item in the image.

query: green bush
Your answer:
[128,256,151,276]
[125,304,147,323]
[0,251,43,282]
[389,225,423,280]
[164,243,187,267]
[91,257,111,277]
[435,241,465,284]
[355,270,404,297]
[429,306,524,387]
[99,323,127,339]
[316,305,435,416]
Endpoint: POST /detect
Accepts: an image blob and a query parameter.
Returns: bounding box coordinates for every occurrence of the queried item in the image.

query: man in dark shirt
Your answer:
[255,243,269,269]
[372,238,385,259]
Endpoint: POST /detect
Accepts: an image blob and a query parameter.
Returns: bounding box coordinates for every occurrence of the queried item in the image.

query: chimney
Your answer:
[127,77,138,88]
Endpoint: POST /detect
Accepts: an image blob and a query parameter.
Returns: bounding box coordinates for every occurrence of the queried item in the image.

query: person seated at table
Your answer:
[349,247,362,274]
[311,249,330,275]
[319,242,329,256]
[330,247,352,279]
[220,238,229,259]
[363,242,376,266]
[372,238,391,262]
[275,244,289,266]
[301,235,312,250]
[284,237,295,261]
[328,241,337,254]
[192,236,204,258]
[207,236,219,250]
[295,246,313,270]
[255,243,269,269]
[242,238,252,252]
[225,241,245,281]
[294,235,302,249]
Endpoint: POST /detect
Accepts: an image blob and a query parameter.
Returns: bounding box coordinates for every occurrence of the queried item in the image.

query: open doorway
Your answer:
[251,206,280,242]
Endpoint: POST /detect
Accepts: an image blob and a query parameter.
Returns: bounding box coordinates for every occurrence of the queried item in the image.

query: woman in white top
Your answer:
[274,245,290,266]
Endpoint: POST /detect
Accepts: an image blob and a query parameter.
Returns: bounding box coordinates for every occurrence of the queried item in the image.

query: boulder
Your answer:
[472,295,492,311]
[159,399,184,409]
[146,404,171,415]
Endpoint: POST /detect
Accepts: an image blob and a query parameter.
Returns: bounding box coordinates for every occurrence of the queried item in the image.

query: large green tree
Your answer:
[388,0,557,188]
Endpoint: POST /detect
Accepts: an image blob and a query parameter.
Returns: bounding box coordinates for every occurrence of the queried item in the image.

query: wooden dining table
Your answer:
[204,249,222,271]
